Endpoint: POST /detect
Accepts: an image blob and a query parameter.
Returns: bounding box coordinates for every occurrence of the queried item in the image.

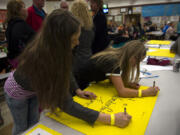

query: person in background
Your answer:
[60,0,69,10]
[26,0,46,32]
[72,40,160,98]
[5,0,35,69]
[90,0,109,54]
[4,9,131,135]
[170,36,180,56]
[162,21,171,35]
[149,24,157,32]
[0,109,3,126]
[71,0,95,98]
[177,17,180,37]
[165,22,176,40]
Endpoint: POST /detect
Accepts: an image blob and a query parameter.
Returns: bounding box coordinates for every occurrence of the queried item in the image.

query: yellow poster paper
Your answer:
[147,40,171,45]
[147,48,175,58]
[26,124,62,135]
[47,81,159,135]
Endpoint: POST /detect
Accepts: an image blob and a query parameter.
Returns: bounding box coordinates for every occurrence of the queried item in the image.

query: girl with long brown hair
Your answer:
[73,40,160,98]
[4,9,131,135]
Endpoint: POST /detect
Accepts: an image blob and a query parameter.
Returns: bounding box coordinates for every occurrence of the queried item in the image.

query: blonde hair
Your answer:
[6,0,24,23]
[71,0,93,30]
[92,40,147,87]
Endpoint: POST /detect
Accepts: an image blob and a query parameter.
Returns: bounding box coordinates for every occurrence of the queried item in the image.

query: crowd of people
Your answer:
[1,0,180,134]
[107,18,180,43]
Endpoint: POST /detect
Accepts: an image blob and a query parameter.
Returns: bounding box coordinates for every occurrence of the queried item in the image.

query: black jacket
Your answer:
[5,18,35,59]
[73,28,94,73]
[92,10,109,54]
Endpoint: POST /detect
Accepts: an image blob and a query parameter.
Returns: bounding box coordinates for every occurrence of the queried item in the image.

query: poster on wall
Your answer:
[170,16,179,22]
[0,10,6,23]
[151,17,161,24]
[133,7,141,13]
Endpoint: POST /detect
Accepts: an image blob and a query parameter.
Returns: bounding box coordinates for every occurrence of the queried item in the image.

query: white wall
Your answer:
[108,0,180,8]
[1,0,180,12]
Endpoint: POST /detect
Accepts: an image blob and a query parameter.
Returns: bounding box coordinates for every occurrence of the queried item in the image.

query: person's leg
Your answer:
[4,93,28,135]
[0,108,4,126]
[28,96,39,128]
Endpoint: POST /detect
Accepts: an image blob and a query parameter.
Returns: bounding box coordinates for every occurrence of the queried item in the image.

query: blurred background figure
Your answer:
[90,0,109,54]
[60,0,69,11]
[26,0,46,32]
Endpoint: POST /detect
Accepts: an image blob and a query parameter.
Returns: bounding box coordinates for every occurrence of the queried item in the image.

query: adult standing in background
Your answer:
[5,0,35,69]
[26,0,46,32]
[90,0,109,54]
[177,17,180,37]
[162,21,171,35]
[60,0,69,11]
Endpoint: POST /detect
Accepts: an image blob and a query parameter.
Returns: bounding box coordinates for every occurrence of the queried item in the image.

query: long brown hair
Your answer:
[92,40,146,87]
[18,9,80,111]
[5,0,24,23]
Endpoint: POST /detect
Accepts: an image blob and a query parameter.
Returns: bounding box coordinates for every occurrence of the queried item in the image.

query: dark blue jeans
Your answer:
[4,92,39,135]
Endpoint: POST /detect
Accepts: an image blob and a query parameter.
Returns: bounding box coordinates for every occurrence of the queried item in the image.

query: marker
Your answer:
[124,107,126,115]
[153,81,156,87]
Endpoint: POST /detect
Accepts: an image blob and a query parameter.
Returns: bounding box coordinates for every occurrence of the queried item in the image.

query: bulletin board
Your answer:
[142,4,180,17]
[47,81,159,135]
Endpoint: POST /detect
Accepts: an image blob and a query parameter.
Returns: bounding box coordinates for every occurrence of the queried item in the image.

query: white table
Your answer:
[146,31,163,37]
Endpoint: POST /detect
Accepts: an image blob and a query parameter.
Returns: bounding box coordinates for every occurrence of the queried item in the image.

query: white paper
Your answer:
[0,52,7,58]
[147,49,156,52]
[141,65,173,71]
[29,128,52,135]
[145,44,160,48]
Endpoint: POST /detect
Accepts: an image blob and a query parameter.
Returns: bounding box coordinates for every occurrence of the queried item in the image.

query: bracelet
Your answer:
[138,90,142,97]
[111,114,115,125]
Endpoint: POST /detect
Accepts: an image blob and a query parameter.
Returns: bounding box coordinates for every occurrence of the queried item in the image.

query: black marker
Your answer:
[153,81,156,87]
[124,107,126,115]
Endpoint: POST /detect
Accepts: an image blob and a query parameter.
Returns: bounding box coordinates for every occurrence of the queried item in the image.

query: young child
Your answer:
[4,9,131,135]
[73,40,160,98]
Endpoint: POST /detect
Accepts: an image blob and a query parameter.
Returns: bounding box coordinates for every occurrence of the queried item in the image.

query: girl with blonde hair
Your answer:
[71,0,96,98]
[72,40,160,98]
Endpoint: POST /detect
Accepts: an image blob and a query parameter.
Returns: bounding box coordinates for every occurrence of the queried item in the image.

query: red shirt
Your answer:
[26,5,46,32]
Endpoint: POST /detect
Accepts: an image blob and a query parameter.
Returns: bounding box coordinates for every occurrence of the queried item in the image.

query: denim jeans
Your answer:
[4,92,39,135]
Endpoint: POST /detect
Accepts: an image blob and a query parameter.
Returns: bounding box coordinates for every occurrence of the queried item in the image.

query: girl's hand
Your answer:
[145,87,160,96]
[114,112,132,128]
[76,89,97,99]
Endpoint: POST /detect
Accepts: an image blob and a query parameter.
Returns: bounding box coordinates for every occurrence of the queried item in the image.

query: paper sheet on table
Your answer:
[147,40,171,45]
[147,48,175,58]
[145,44,160,48]
[47,82,159,135]
[26,124,62,135]
[141,65,173,71]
